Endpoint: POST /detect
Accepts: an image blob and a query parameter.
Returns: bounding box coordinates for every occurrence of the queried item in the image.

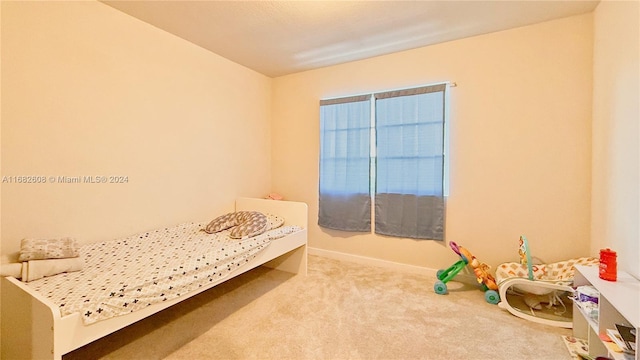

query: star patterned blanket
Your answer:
[26,222,302,324]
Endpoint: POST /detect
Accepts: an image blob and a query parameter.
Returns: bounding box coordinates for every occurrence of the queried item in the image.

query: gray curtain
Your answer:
[318,95,371,232]
[374,84,446,240]
[375,194,444,240]
[318,193,371,231]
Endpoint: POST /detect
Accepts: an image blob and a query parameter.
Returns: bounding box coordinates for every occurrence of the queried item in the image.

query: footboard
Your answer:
[236,197,308,275]
[1,276,58,359]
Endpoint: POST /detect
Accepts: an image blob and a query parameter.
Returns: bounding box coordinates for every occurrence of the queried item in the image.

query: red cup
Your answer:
[599,248,617,281]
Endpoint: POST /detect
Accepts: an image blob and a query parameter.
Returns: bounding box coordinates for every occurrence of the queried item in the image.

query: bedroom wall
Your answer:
[271,14,594,270]
[0,1,272,261]
[591,0,640,279]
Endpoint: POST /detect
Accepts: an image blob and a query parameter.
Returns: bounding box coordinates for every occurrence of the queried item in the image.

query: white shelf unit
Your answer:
[573,265,639,360]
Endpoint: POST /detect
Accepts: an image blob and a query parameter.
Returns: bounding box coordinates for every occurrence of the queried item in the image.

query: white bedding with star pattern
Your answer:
[26,222,302,325]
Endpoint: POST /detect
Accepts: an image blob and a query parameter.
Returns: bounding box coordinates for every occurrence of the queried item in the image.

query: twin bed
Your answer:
[1,198,308,360]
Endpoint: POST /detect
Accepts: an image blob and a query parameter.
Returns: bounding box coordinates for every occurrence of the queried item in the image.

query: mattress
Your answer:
[26,222,301,324]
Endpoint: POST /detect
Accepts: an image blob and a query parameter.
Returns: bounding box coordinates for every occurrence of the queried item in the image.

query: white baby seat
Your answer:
[496,236,599,328]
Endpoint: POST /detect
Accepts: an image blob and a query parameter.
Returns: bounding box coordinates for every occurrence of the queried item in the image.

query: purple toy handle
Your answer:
[450,241,461,256]
[449,241,470,263]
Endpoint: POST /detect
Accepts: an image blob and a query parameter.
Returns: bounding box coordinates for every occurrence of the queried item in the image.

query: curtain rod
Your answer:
[320,81,457,102]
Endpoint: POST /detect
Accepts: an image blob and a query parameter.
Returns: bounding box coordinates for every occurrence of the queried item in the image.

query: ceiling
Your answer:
[102,1,600,78]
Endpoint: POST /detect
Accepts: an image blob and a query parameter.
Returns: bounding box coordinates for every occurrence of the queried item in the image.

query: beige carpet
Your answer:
[65,255,572,360]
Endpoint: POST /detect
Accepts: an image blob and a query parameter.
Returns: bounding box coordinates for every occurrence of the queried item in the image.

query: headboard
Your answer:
[235,197,308,228]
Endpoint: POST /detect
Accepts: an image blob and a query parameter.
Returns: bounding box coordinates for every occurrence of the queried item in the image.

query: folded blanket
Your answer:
[18,237,79,262]
[20,257,84,282]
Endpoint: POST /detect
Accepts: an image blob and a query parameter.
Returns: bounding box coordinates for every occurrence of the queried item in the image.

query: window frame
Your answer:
[318,82,452,239]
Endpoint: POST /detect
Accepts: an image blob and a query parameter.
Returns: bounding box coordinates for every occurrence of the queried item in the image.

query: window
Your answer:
[318,83,449,240]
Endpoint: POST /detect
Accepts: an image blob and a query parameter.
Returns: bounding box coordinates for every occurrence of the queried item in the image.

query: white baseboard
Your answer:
[308,247,439,276]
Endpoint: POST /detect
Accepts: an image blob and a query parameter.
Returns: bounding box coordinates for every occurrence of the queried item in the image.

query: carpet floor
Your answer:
[65,254,572,360]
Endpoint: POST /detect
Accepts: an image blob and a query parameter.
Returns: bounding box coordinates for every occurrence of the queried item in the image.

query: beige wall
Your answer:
[2,1,635,277]
[0,0,3,262]
[0,1,272,261]
[272,14,594,270]
[591,0,640,279]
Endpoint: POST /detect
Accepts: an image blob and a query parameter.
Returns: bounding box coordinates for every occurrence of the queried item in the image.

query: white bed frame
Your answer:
[0,198,308,360]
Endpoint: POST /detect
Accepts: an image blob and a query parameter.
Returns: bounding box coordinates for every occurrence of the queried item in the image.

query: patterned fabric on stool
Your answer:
[496,257,599,284]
